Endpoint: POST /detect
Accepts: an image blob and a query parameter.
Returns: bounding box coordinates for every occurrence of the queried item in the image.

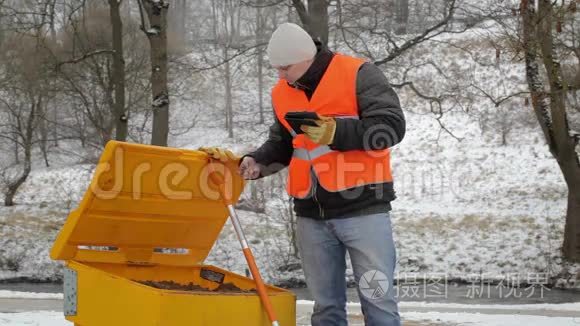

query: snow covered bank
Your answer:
[0,290,63,300]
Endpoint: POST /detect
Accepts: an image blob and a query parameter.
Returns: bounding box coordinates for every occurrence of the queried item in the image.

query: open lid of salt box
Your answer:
[50,141,245,266]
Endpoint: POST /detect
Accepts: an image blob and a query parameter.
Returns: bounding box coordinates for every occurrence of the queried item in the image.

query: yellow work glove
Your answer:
[198,147,240,163]
[300,115,337,145]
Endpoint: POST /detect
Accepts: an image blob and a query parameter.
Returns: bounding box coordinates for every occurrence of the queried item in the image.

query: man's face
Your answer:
[274,59,314,84]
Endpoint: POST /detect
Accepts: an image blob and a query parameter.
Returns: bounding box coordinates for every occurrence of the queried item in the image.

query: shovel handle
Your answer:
[243,247,279,325]
[206,158,280,325]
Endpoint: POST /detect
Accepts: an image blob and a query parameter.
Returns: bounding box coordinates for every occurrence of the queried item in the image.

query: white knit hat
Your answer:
[267,23,316,67]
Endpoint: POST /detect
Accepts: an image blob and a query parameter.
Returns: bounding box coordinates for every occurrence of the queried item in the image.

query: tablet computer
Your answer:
[284,111,318,134]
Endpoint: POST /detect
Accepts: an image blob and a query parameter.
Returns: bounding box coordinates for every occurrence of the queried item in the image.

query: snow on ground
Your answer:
[0,311,66,326]
[1,304,580,326]
[0,312,578,326]
[296,299,580,314]
[3,286,580,313]
[399,301,580,311]
[0,112,575,285]
[0,291,63,300]
[1,22,579,286]
[402,312,580,326]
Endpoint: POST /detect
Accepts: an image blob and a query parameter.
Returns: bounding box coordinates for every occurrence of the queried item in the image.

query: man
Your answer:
[201,23,405,326]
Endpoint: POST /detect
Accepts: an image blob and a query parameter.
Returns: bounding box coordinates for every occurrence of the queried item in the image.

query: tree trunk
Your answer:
[211,0,218,45]
[442,0,451,19]
[141,0,170,147]
[12,128,19,164]
[256,0,264,124]
[39,114,50,167]
[287,199,299,258]
[109,0,128,142]
[522,0,580,261]
[52,105,58,147]
[287,1,293,22]
[257,47,264,124]
[224,47,234,138]
[563,165,580,259]
[36,97,49,167]
[292,0,329,46]
[5,95,37,206]
[307,0,328,46]
[49,0,56,40]
[50,0,58,147]
[4,150,31,207]
[395,0,409,35]
[537,0,580,261]
[0,7,3,47]
[501,127,507,146]
[180,0,187,45]
[76,108,87,148]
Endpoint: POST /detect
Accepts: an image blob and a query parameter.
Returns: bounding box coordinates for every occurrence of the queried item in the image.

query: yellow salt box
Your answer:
[50,141,296,325]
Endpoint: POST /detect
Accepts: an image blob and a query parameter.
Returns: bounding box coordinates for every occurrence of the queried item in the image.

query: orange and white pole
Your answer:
[227,204,280,326]
[208,159,280,326]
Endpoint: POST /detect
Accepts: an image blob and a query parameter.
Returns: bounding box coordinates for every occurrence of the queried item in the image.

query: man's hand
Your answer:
[198,147,240,163]
[300,115,337,145]
[239,156,261,180]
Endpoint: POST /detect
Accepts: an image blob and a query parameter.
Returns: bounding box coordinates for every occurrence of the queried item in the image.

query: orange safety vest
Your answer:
[272,54,393,198]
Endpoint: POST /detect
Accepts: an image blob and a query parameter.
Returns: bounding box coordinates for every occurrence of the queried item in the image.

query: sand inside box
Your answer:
[136,280,257,293]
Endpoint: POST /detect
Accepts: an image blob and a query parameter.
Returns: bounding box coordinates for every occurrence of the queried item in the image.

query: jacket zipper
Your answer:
[311,168,325,218]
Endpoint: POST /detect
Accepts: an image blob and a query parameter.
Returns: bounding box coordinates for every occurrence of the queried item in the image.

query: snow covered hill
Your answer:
[1,22,578,288]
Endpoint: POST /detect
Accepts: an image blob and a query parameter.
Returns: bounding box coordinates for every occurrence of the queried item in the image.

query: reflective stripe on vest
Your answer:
[293,145,332,161]
[272,54,393,198]
[291,116,359,160]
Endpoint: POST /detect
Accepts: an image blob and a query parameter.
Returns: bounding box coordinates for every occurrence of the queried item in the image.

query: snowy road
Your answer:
[0,298,61,313]
[2,292,580,325]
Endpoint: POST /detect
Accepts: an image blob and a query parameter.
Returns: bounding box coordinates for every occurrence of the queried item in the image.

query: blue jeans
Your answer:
[297,212,400,326]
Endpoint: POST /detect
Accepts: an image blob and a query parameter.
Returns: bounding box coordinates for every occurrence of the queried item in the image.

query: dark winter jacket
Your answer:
[245,44,406,219]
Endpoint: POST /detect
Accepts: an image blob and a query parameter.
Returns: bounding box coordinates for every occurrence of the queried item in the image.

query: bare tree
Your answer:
[54,2,150,150]
[521,0,580,261]
[137,0,170,146]
[109,0,128,141]
[291,0,329,45]
[208,0,244,138]
[255,0,266,124]
[0,0,63,167]
[55,5,120,148]
[0,33,52,206]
